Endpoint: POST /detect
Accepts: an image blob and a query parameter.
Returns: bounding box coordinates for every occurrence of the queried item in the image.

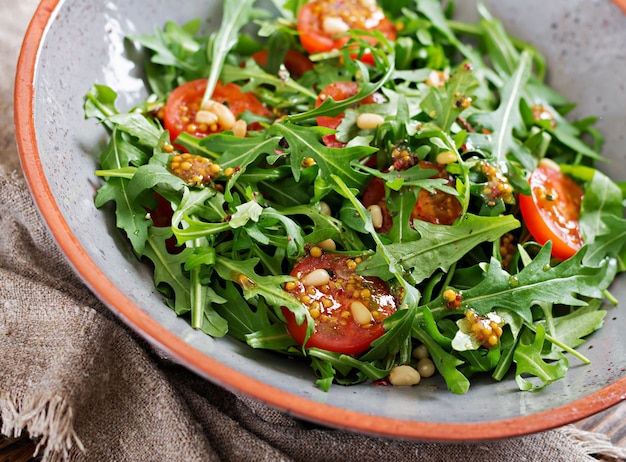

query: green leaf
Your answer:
[359,214,520,283]
[140,226,194,315]
[94,176,151,255]
[214,281,273,341]
[575,166,625,241]
[413,325,470,395]
[270,122,375,198]
[213,256,305,323]
[545,304,606,357]
[285,60,395,123]
[431,245,611,324]
[130,20,201,73]
[221,62,317,99]
[471,51,532,165]
[230,201,263,228]
[420,61,479,132]
[202,0,259,107]
[97,127,149,170]
[308,348,390,383]
[84,84,119,124]
[514,325,568,391]
[246,323,297,351]
[127,163,186,201]
[108,113,162,148]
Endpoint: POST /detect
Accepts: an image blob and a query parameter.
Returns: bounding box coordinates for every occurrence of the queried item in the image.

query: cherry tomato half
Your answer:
[315,81,385,147]
[519,166,584,260]
[361,161,462,232]
[282,253,397,355]
[410,161,462,226]
[297,0,397,56]
[163,79,272,142]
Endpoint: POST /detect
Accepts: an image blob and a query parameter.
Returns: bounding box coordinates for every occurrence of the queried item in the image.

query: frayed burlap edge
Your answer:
[0,392,85,462]
[562,424,626,460]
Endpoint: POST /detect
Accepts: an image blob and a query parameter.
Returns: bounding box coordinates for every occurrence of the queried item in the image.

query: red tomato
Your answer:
[361,161,462,232]
[315,81,385,147]
[410,161,462,226]
[252,49,314,78]
[282,253,397,355]
[146,193,182,254]
[163,79,272,142]
[297,0,397,56]
[519,166,584,260]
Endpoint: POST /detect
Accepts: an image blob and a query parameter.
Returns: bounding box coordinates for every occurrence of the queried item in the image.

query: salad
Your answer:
[85,0,626,394]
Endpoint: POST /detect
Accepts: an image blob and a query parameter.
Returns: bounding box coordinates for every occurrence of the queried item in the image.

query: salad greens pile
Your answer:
[85,0,626,394]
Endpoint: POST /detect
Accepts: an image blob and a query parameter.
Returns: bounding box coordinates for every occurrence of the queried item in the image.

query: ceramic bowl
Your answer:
[15,0,626,441]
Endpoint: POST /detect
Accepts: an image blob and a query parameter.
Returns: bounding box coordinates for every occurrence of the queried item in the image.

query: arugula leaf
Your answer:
[129,20,203,82]
[213,256,306,324]
[84,84,119,125]
[94,177,151,254]
[573,166,625,241]
[246,323,298,351]
[213,281,273,341]
[221,62,317,99]
[542,303,606,359]
[471,51,532,166]
[140,226,194,315]
[359,214,520,283]
[202,0,258,107]
[514,325,568,391]
[127,163,186,201]
[420,61,479,132]
[270,122,375,199]
[107,113,163,148]
[413,325,470,394]
[428,245,612,324]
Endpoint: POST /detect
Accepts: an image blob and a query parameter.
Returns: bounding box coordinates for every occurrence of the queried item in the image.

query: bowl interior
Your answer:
[17,0,626,440]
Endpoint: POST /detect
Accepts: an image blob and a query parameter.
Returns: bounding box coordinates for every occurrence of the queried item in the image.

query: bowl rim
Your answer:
[14,0,626,441]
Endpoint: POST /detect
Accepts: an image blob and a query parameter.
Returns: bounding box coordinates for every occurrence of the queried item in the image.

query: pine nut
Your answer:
[435,150,458,165]
[319,201,332,216]
[322,16,350,35]
[412,344,430,360]
[301,269,330,287]
[538,157,560,171]
[367,204,383,229]
[357,113,385,130]
[318,239,336,251]
[416,358,436,378]
[233,119,247,138]
[425,70,448,88]
[389,365,421,386]
[205,101,236,130]
[195,110,219,125]
[350,301,372,325]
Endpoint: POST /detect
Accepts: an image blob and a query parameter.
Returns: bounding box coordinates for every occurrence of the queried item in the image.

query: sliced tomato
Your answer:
[519,166,584,260]
[252,49,314,78]
[282,253,397,355]
[297,0,397,56]
[315,81,385,147]
[410,161,462,226]
[163,79,272,142]
[361,161,462,232]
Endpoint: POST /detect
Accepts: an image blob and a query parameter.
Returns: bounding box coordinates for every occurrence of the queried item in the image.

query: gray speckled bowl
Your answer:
[15,0,626,440]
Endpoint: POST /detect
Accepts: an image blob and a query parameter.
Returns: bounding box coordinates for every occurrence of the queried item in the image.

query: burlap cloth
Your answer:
[2,2,626,461]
